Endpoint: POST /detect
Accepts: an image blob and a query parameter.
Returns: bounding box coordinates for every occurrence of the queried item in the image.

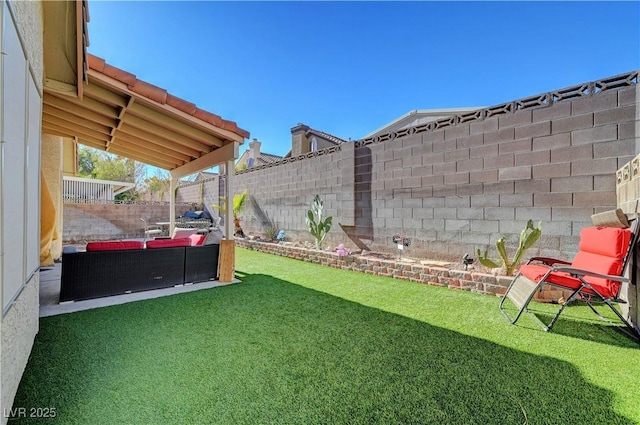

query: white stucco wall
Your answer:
[8,0,43,90]
[0,1,43,422]
[0,277,39,417]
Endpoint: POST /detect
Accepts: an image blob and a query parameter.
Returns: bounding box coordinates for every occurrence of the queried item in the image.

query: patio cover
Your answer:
[43,53,248,176]
[41,0,248,242]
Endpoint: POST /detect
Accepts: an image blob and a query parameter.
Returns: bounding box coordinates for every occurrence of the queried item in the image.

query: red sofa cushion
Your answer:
[86,241,144,252]
[188,234,206,246]
[145,238,191,249]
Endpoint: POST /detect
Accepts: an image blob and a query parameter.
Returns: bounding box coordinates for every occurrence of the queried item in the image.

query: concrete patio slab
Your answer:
[39,262,239,318]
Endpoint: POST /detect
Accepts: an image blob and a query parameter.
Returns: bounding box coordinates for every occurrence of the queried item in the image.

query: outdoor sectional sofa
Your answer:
[60,235,220,302]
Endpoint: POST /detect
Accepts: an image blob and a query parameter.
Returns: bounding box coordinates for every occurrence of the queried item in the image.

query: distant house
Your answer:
[192,171,219,182]
[363,107,483,139]
[286,123,348,158]
[236,139,282,170]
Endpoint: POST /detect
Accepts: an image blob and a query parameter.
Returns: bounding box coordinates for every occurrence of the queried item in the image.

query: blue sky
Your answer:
[87,1,640,160]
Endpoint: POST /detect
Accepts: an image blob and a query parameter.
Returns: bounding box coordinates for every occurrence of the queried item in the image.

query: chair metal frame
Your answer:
[499,219,640,342]
[141,218,163,240]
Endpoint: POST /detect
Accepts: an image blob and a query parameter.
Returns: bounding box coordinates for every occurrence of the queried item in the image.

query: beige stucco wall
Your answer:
[62,138,76,176]
[42,134,64,260]
[1,1,43,422]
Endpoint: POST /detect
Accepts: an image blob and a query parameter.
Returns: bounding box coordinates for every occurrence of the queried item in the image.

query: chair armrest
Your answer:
[551,266,630,283]
[527,256,571,266]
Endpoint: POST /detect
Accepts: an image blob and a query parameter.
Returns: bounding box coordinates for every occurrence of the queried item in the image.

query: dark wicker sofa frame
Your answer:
[60,244,220,302]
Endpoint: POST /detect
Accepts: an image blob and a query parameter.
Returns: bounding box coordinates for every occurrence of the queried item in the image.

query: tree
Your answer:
[143,169,171,202]
[213,190,248,237]
[77,146,145,201]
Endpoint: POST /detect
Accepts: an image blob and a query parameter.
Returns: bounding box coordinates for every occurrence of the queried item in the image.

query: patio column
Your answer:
[225,159,234,239]
[169,177,177,235]
[218,159,235,283]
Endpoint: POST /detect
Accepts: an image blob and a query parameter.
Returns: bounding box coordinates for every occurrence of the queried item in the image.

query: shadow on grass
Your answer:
[503,300,640,349]
[12,271,635,424]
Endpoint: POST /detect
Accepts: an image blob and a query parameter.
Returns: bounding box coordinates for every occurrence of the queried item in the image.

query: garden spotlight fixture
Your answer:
[392,235,411,259]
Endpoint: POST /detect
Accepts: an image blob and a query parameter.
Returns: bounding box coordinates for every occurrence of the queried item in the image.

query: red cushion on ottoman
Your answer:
[86,241,144,251]
[188,234,206,246]
[145,238,191,249]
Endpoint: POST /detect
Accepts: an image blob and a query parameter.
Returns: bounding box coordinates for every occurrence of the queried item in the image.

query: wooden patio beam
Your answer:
[128,102,224,148]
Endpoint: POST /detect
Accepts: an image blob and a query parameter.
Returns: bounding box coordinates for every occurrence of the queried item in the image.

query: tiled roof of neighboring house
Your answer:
[363,108,483,139]
[305,128,348,145]
[189,171,218,182]
[282,125,349,158]
[200,170,218,176]
[256,152,283,165]
[237,150,283,168]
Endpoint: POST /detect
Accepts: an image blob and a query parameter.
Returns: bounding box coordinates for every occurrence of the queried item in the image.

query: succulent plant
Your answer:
[476,220,542,276]
[306,194,332,249]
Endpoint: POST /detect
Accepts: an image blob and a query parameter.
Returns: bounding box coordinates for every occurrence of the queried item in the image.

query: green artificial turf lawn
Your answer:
[12,248,640,424]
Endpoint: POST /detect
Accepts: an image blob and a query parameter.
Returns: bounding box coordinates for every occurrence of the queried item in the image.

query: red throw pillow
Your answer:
[86,241,144,252]
[145,238,191,249]
[188,234,206,246]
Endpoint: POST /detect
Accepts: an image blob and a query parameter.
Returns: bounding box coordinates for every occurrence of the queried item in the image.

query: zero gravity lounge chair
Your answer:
[499,209,640,342]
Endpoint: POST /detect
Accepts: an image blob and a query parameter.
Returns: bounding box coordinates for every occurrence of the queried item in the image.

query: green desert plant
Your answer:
[264,225,279,241]
[213,189,248,237]
[306,194,332,249]
[476,219,542,276]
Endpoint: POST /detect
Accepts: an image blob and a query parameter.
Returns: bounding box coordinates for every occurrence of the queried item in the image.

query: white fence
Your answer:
[63,176,135,203]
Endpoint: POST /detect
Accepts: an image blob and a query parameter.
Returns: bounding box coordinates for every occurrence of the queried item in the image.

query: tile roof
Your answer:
[257,152,283,164]
[87,54,249,140]
[44,53,250,173]
[237,150,282,168]
[305,128,348,145]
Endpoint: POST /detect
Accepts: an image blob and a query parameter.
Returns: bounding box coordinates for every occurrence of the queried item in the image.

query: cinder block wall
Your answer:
[63,203,194,242]
[232,144,355,247]
[177,176,221,217]
[354,81,636,261]
[180,72,638,262]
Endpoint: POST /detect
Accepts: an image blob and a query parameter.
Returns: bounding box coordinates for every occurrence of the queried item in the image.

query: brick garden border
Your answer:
[237,239,513,296]
[236,239,572,303]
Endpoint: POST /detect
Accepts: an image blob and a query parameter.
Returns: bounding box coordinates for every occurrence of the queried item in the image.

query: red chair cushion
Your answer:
[578,226,631,259]
[145,238,191,249]
[519,264,619,298]
[520,226,632,299]
[520,264,583,290]
[573,226,630,297]
[86,241,144,252]
[188,234,206,246]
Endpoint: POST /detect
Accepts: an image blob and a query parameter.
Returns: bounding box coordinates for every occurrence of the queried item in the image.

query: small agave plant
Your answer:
[476,220,542,276]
